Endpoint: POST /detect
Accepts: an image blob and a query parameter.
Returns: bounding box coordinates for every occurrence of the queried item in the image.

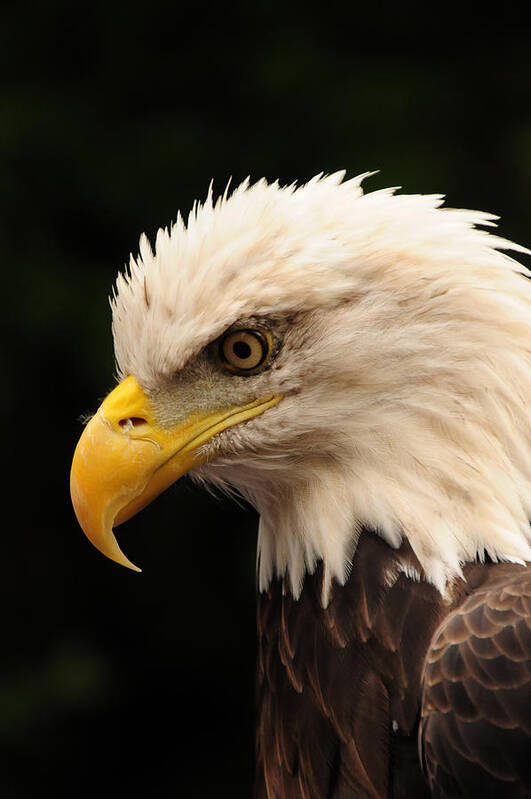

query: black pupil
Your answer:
[233,340,252,360]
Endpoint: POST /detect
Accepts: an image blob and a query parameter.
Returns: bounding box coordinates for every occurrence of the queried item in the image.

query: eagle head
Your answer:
[71,172,531,604]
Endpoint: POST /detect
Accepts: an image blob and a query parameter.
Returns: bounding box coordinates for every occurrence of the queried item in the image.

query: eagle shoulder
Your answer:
[420,565,531,799]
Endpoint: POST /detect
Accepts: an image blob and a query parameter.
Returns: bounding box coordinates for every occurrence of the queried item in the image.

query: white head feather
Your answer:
[111,172,531,604]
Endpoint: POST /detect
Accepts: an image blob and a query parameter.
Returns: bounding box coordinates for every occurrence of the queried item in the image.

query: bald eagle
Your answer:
[70,172,531,798]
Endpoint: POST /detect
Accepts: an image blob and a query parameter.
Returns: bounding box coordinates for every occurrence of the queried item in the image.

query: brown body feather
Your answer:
[255,530,531,798]
[420,567,531,798]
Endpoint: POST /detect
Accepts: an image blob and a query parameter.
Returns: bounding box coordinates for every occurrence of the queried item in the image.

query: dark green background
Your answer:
[3,2,531,796]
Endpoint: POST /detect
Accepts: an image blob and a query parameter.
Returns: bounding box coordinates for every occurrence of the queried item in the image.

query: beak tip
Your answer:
[108,545,142,574]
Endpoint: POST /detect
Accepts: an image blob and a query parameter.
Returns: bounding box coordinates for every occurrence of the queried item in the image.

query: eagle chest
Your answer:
[255,533,448,799]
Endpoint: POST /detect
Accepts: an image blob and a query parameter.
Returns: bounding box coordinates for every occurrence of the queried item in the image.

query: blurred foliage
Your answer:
[2,0,531,796]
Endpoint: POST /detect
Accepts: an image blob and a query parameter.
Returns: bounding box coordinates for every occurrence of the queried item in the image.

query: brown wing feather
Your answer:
[255,531,449,799]
[420,566,531,799]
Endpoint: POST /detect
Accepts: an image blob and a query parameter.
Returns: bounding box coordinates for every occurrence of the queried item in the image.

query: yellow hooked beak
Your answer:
[70,375,282,571]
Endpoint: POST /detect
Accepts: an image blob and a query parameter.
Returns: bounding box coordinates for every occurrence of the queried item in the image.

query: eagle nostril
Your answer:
[119,416,148,433]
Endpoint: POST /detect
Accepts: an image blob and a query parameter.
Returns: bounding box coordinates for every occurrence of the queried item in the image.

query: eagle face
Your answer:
[71,172,531,605]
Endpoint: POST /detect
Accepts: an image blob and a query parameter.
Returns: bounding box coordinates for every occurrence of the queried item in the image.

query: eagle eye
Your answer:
[218,329,271,374]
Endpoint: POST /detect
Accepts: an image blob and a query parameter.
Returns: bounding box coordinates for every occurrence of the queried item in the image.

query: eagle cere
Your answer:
[70,172,531,798]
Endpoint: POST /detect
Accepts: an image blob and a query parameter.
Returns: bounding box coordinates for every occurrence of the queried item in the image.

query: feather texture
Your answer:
[256,531,531,798]
[420,567,531,798]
